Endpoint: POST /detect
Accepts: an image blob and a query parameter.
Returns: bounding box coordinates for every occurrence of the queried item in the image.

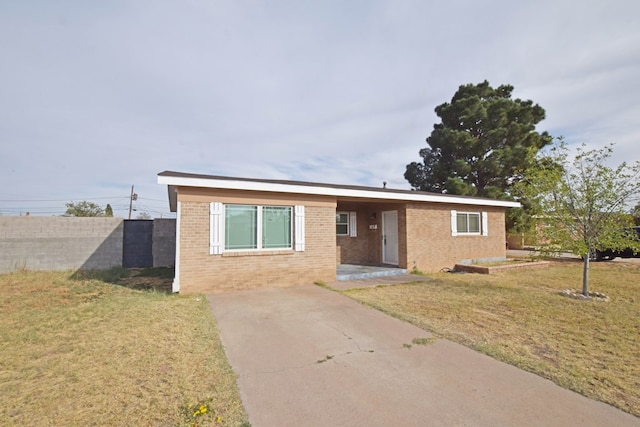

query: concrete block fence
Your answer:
[0,217,175,274]
[150,218,176,267]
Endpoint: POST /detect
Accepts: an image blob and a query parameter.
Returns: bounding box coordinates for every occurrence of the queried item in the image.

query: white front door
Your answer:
[382,210,399,265]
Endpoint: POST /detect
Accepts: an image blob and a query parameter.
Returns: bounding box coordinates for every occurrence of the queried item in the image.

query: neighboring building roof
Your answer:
[157,170,521,212]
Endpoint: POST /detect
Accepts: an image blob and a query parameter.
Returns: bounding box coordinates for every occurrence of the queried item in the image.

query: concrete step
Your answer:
[336,264,408,281]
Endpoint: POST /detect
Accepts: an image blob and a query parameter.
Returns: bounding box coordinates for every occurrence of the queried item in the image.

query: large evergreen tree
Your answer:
[405,81,552,204]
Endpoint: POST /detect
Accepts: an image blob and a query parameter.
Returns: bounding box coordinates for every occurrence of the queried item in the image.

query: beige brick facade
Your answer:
[165,177,511,292]
[336,203,407,266]
[336,206,378,265]
[404,203,507,272]
[335,202,507,273]
[175,187,336,293]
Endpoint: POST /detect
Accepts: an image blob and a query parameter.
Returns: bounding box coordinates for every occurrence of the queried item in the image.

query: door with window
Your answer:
[382,210,399,265]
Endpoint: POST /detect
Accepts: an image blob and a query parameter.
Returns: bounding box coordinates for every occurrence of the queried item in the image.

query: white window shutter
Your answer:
[482,211,488,236]
[210,202,223,255]
[294,205,305,251]
[451,210,457,236]
[349,211,357,237]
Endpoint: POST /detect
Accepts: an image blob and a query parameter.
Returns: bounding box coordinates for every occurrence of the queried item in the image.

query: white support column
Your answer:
[172,201,181,293]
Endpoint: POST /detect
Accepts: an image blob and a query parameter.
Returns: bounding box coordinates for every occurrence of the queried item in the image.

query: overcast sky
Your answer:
[1,1,639,218]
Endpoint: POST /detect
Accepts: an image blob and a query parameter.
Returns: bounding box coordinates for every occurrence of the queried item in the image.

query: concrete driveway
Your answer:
[208,285,639,427]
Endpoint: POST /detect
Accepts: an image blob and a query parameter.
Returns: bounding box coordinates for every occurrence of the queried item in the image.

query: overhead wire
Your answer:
[0,196,126,202]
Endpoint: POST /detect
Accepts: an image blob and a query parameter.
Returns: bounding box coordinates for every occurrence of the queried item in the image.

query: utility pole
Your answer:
[128,185,138,219]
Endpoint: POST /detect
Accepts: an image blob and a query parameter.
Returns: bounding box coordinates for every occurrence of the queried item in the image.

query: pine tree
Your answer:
[405,81,552,231]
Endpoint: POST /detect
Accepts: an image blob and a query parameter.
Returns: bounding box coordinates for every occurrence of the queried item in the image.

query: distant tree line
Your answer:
[64,201,111,217]
[64,201,151,219]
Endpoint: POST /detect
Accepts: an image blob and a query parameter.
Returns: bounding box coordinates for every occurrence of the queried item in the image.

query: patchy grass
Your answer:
[0,269,249,426]
[343,261,640,417]
[72,266,175,292]
[313,281,329,289]
[403,337,437,349]
[411,337,437,346]
[316,355,335,364]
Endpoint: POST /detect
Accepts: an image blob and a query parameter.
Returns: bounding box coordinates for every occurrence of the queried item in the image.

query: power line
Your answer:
[138,196,170,203]
[0,188,174,218]
[0,196,125,202]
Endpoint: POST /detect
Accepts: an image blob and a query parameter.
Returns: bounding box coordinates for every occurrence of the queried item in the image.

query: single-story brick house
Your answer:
[158,171,520,293]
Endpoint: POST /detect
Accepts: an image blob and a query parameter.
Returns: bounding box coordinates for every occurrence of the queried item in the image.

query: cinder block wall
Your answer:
[152,218,176,267]
[176,188,337,293]
[0,217,124,273]
[405,203,507,272]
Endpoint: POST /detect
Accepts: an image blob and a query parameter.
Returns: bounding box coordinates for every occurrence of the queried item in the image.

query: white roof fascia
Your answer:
[157,175,521,208]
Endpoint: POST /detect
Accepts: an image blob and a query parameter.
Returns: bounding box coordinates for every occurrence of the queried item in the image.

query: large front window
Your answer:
[225,205,292,250]
[262,206,292,249]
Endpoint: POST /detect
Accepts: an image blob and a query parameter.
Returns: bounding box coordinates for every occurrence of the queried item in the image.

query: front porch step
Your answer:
[336,264,408,281]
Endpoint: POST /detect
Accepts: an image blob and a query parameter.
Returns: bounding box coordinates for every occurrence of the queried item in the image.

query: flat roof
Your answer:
[157,170,521,211]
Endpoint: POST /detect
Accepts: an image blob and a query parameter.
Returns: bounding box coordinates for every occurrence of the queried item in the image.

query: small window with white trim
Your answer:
[336,212,349,236]
[457,212,481,234]
[451,210,488,236]
[336,211,357,237]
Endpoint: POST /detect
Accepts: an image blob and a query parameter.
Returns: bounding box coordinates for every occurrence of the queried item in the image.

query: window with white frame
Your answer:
[451,210,488,236]
[457,212,480,234]
[336,211,357,237]
[224,204,292,250]
[336,212,349,236]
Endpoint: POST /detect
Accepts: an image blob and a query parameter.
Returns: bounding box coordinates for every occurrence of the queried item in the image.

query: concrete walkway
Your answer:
[330,273,431,291]
[208,285,639,427]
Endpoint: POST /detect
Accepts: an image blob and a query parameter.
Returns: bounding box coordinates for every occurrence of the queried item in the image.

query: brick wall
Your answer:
[397,206,408,268]
[176,193,336,293]
[405,203,507,272]
[336,207,377,264]
[171,185,510,290]
[336,203,407,267]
